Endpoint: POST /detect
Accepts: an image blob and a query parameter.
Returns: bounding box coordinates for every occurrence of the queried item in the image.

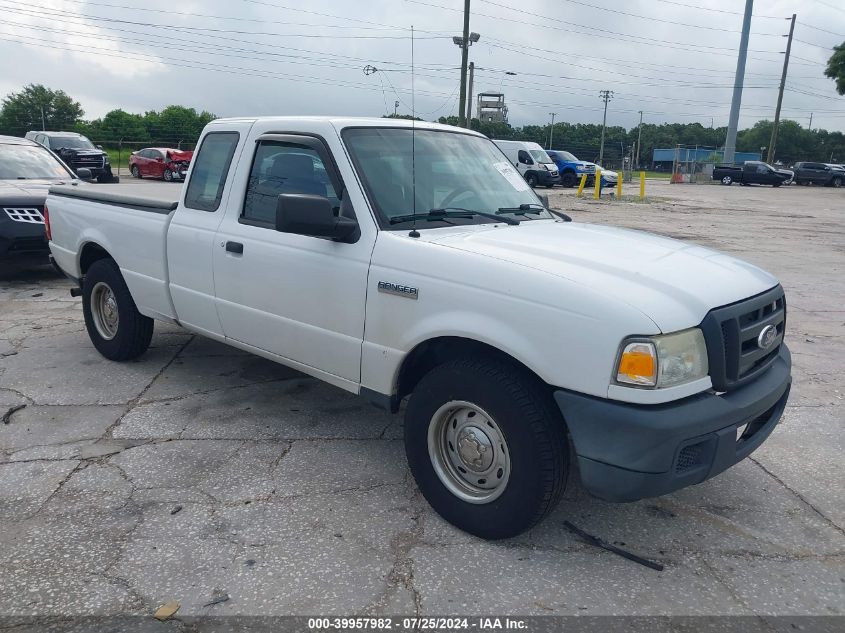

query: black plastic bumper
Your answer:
[536,170,560,186]
[554,345,791,502]
[0,217,48,259]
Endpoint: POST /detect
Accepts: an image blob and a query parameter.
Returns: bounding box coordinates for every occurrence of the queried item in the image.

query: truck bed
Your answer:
[47,184,178,322]
[49,184,179,212]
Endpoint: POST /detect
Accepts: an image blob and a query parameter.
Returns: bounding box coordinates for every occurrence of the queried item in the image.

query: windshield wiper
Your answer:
[496,203,546,216]
[389,207,519,226]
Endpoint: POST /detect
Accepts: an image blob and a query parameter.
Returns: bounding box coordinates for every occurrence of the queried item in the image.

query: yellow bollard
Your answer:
[616,174,623,198]
[576,173,587,197]
[639,171,646,199]
[593,168,601,200]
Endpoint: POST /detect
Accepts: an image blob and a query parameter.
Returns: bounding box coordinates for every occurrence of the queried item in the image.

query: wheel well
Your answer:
[79,243,113,275]
[395,336,545,409]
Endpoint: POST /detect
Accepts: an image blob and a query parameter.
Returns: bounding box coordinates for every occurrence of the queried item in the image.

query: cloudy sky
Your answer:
[0,0,843,132]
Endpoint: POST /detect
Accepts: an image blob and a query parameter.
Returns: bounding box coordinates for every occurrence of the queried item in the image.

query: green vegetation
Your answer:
[825,43,845,95]
[1,84,841,166]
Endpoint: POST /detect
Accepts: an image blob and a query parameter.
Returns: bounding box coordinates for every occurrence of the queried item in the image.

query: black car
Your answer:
[0,135,86,261]
[24,131,117,183]
[792,162,844,188]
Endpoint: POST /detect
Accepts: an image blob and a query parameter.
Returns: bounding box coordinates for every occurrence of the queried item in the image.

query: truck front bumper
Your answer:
[554,344,791,502]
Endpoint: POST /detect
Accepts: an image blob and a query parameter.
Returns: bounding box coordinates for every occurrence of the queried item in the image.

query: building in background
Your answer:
[476,92,508,123]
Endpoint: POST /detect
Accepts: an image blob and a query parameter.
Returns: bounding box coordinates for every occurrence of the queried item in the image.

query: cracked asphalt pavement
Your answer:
[0,180,843,624]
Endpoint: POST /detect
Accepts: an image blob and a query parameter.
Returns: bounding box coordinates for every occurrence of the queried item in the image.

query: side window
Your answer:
[517,149,532,164]
[151,150,163,160]
[757,164,768,174]
[184,132,239,212]
[242,140,339,225]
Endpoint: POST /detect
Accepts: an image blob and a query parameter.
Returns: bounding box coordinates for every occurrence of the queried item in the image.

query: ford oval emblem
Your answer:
[757,325,778,350]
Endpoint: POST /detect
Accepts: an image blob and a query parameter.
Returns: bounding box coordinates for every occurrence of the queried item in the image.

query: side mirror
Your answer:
[75,168,92,180]
[275,194,359,243]
[96,145,103,150]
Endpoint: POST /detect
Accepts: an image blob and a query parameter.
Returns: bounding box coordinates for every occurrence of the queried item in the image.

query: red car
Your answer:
[129,147,193,182]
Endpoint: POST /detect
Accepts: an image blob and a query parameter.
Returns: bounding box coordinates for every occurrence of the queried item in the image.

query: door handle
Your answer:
[225,241,244,254]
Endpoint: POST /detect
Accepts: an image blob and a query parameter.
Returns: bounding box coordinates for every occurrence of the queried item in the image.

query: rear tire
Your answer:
[404,357,569,539]
[130,165,141,179]
[82,259,153,361]
[833,177,842,188]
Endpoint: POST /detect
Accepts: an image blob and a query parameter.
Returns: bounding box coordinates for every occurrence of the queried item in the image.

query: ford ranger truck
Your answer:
[47,118,791,540]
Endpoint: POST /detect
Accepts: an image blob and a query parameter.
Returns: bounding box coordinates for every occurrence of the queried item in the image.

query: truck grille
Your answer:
[700,286,786,392]
[72,155,105,168]
[4,207,45,224]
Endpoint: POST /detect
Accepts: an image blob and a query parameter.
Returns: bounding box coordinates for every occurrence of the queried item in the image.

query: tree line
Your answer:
[1,84,842,164]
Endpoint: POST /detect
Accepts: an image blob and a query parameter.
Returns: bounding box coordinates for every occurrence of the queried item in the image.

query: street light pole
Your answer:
[724,0,754,164]
[457,0,472,128]
[598,90,613,165]
[548,112,556,149]
[394,100,399,117]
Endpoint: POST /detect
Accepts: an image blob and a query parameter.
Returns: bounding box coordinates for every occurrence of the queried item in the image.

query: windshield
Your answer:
[343,128,552,228]
[0,144,74,180]
[556,151,578,162]
[529,149,552,163]
[50,136,94,150]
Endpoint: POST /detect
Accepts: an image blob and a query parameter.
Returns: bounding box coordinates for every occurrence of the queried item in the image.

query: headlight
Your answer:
[616,328,708,388]
[576,166,586,172]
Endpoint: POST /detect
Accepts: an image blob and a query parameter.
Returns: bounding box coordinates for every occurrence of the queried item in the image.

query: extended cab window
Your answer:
[184,132,239,212]
[242,140,339,225]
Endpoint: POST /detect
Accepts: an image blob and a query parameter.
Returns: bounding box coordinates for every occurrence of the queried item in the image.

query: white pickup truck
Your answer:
[47,117,791,539]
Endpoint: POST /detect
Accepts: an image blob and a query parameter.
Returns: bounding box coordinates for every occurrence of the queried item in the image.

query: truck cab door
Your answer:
[211,133,373,389]
[166,127,249,337]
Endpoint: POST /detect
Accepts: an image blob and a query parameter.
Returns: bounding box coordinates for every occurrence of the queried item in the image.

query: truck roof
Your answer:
[207,116,484,137]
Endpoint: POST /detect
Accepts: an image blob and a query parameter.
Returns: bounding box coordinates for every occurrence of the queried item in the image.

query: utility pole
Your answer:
[548,112,556,149]
[724,0,754,164]
[808,112,813,130]
[635,110,643,170]
[394,100,399,117]
[767,14,796,164]
[457,0,472,128]
[598,90,613,165]
[40,105,46,131]
[466,62,475,126]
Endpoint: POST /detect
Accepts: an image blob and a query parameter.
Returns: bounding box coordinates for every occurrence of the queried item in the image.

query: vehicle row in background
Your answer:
[0,135,87,261]
[24,131,117,183]
[129,148,194,182]
[792,162,844,187]
[713,161,793,187]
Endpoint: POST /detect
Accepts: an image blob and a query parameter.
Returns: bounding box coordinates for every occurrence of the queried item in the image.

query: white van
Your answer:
[493,140,560,188]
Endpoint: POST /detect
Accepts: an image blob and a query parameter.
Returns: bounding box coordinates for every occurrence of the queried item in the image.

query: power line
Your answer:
[648,0,783,19]
[490,0,785,35]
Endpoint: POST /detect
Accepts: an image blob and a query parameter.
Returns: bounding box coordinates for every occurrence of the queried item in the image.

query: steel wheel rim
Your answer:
[90,281,119,340]
[722,176,731,185]
[427,400,511,504]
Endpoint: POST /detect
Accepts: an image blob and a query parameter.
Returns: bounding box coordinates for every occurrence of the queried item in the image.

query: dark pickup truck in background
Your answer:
[713,161,793,187]
[25,131,117,183]
[792,162,844,188]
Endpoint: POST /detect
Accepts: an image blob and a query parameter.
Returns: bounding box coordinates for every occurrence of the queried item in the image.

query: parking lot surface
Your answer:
[0,179,843,623]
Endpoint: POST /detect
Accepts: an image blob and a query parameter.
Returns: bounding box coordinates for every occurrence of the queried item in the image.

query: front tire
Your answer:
[560,172,577,188]
[404,357,569,539]
[525,173,538,188]
[163,168,173,182]
[82,259,153,361]
[721,175,733,185]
